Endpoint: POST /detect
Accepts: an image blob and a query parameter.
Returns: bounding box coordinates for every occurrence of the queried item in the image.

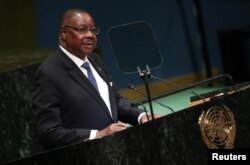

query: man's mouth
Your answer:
[84,44,94,47]
[82,43,95,50]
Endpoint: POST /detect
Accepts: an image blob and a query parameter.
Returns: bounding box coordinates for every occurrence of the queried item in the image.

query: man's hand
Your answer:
[96,122,127,138]
[140,114,161,124]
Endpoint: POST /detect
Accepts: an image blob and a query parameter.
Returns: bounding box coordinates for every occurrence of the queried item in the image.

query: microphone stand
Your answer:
[137,65,155,120]
[127,83,174,113]
[137,66,163,165]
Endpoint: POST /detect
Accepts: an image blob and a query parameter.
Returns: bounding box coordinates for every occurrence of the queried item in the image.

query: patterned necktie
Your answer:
[81,62,99,92]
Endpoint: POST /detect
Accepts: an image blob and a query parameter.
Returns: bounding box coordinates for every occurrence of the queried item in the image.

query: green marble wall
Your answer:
[0,64,43,163]
[0,1,52,163]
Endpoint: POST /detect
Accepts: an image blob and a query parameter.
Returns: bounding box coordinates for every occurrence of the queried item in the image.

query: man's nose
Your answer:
[85,29,96,36]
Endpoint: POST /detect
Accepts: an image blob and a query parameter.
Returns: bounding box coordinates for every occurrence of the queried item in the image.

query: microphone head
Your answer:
[127,83,135,90]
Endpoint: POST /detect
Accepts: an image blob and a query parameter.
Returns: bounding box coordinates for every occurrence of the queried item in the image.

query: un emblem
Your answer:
[198,105,236,149]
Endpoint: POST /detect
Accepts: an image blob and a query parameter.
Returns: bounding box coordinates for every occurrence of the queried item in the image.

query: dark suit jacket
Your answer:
[32,48,143,149]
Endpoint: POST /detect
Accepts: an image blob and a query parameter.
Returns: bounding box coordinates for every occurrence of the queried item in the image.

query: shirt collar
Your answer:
[59,45,89,67]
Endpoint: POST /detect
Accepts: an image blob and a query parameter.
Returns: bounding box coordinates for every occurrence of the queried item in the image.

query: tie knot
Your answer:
[82,62,90,70]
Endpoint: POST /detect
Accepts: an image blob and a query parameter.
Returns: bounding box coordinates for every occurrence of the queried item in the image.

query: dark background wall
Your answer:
[1,0,250,87]
[0,0,35,49]
[35,0,250,88]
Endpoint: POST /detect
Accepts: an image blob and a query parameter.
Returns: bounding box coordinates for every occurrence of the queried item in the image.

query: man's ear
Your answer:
[60,28,67,40]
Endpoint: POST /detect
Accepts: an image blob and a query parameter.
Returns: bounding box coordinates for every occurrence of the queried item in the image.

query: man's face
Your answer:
[61,12,98,59]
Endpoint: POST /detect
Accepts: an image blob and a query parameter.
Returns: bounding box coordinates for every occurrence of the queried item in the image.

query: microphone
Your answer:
[150,75,206,103]
[127,83,174,113]
[150,74,234,106]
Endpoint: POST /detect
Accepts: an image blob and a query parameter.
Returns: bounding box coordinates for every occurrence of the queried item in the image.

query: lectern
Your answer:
[3,81,250,165]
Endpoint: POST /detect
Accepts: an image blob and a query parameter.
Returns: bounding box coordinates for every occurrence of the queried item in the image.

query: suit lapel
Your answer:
[57,50,114,121]
[88,57,109,83]
[88,56,118,121]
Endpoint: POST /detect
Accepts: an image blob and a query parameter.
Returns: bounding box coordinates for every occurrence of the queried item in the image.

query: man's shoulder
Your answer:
[41,48,68,65]
[36,49,65,75]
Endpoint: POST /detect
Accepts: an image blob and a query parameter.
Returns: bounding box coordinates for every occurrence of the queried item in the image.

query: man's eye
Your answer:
[79,28,88,32]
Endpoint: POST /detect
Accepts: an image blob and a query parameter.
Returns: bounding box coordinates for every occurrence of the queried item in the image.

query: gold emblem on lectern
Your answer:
[198,105,236,149]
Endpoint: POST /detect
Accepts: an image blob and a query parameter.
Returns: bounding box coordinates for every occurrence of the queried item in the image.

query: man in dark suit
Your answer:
[32,8,158,149]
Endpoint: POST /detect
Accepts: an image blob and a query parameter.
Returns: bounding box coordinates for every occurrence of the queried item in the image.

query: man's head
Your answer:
[59,8,99,59]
